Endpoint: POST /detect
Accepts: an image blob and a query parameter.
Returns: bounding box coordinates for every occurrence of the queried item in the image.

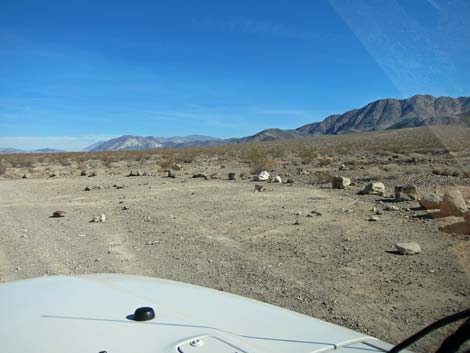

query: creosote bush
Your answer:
[242,148,274,174]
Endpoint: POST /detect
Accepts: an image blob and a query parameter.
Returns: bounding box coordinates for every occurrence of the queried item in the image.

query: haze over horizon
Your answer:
[1,0,469,151]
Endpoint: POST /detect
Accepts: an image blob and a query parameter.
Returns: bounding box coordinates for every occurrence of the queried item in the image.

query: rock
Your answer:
[113,184,126,189]
[268,175,282,183]
[394,184,417,200]
[256,171,270,181]
[22,174,28,179]
[368,215,380,221]
[419,193,443,210]
[210,172,222,180]
[285,178,294,184]
[167,170,175,178]
[359,182,385,195]
[384,205,399,211]
[464,211,470,224]
[128,170,143,177]
[193,173,208,180]
[395,242,421,255]
[80,170,87,176]
[228,172,236,180]
[339,164,347,170]
[90,214,106,223]
[332,176,351,189]
[253,184,266,192]
[440,189,468,217]
[84,186,92,191]
[88,171,98,177]
[49,173,57,178]
[52,211,65,218]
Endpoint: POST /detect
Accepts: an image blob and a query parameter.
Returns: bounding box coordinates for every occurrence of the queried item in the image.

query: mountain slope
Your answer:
[236,94,470,143]
[86,135,223,151]
[296,94,470,136]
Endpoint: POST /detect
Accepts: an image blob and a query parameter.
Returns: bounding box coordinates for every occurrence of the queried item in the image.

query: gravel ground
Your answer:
[0,171,469,353]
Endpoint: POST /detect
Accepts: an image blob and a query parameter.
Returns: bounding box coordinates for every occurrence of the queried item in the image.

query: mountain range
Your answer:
[235,94,470,143]
[1,94,469,153]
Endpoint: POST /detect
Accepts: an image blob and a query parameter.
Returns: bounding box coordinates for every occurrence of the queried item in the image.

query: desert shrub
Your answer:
[58,157,73,167]
[310,170,335,184]
[159,155,175,170]
[266,146,285,159]
[10,156,34,168]
[174,151,196,164]
[432,168,460,177]
[317,157,332,168]
[463,170,470,179]
[298,148,318,165]
[242,148,274,173]
[0,162,6,176]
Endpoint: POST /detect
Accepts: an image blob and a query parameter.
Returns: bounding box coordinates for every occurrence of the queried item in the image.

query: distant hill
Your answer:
[0,148,64,154]
[85,135,224,151]
[0,148,25,154]
[236,94,470,143]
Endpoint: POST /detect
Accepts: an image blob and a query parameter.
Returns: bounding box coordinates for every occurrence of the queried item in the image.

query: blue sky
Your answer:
[1,0,469,150]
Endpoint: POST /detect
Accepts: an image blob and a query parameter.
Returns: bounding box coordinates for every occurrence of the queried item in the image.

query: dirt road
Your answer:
[0,174,468,352]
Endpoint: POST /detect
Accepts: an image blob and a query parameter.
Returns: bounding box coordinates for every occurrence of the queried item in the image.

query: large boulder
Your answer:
[395,242,421,255]
[359,182,385,195]
[332,176,351,189]
[419,193,443,210]
[440,189,468,217]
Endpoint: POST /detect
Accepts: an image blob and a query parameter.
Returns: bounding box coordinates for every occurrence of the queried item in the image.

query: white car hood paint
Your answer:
[0,274,403,353]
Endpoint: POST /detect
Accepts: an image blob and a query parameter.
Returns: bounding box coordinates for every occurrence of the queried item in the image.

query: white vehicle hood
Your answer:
[0,274,403,353]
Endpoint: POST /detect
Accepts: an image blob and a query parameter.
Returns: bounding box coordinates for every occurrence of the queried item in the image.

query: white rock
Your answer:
[257,171,270,181]
[395,242,421,255]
